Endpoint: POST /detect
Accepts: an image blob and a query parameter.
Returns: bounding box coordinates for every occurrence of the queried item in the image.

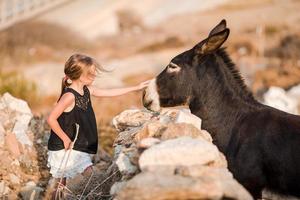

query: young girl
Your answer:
[46,54,149,198]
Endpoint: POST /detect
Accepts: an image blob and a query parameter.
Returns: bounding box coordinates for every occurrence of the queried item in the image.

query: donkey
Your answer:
[142,19,300,199]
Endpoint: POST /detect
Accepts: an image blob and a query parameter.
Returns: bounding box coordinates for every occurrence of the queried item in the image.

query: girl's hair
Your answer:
[59,53,104,99]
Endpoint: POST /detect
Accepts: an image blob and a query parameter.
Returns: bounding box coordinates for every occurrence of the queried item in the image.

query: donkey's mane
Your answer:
[216,48,255,101]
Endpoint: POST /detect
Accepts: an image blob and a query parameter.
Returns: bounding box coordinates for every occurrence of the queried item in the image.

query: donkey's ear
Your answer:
[197,28,230,54]
[209,19,227,36]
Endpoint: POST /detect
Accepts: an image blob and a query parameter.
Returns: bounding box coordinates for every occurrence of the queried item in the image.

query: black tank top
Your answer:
[48,85,98,154]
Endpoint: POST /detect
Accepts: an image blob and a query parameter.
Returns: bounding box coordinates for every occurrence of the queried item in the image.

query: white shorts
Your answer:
[47,149,93,178]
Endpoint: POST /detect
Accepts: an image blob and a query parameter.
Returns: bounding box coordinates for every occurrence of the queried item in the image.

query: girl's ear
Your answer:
[195,28,230,54]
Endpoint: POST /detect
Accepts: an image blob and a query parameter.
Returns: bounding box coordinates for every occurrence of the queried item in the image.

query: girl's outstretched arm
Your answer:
[88,80,150,97]
[47,93,74,149]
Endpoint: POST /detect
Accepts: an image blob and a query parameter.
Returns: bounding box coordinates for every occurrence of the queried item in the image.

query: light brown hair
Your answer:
[59,54,104,99]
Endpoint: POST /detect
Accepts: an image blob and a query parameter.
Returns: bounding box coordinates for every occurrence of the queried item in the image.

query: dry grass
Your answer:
[0,70,39,106]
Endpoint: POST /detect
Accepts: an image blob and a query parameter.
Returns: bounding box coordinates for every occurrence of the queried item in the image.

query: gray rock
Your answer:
[110,181,126,196]
[176,166,253,200]
[116,171,253,200]
[114,127,142,147]
[139,136,223,173]
[116,152,138,177]
[112,109,153,131]
[20,181,43,200]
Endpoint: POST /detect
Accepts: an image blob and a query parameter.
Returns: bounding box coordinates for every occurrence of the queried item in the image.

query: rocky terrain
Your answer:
[2,89,300,199]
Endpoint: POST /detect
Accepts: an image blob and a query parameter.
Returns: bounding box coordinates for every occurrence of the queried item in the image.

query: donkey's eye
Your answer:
[167,62,181,73]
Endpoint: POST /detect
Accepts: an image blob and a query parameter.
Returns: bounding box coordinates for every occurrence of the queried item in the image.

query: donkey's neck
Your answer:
[189,50,261,152]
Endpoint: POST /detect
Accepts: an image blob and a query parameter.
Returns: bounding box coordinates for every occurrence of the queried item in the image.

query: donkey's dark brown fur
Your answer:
[143,20,300,199]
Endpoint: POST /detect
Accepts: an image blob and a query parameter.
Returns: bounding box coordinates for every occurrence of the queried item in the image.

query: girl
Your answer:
[46,54,149,198]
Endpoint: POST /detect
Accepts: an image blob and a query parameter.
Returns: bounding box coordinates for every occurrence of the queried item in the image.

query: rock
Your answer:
[134,121,167,142]
[113,109,153,131]
[137,137,161,149]
[287,84,300,99]
[0,124,5,147]
[110,181,126,196]
[114,127,143,147]
[11,159,20,166]
[0,181,10,195]
[160,123,212,142]
[135,122,212,143]
[13,114,33,146]
[159,109,179,123]
[175,166,253,200]
[20,181,43,200]
[8,173,20,185]
[211,152,228,168]
[0,93,33,146]
[123,146,140,167]
[5,132,21,158]
[174,108,202,130]
[0,111,9,130]
[263,86,298,115]
[115,152,138,178]
[139,136,223,173]
[1,93,32,114]
[115,171,253,200]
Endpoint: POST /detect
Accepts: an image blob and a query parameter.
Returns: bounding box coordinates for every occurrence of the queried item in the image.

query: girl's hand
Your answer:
[63,137,72,150]
[137,80,151,90]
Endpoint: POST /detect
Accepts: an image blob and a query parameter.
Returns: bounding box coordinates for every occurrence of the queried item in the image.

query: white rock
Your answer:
[110,181,126,196]
[8,174,20,185]
[25,181,36,187]
[13,114,33,146]
[116,152,138,175]
[138,137,161,149]
[287,84,300,99]
[0,181,10,195]
[139,136,220,173]
[1,93,32,115]
[263,86,298,115]
[160,108,202,130]
[11,159,20,166]
[0,93,33,146]
[0,124,5,147]
[175,108,202,130]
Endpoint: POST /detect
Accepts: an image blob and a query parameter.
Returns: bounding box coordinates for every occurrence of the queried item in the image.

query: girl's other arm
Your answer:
[47,93,74,149]
[88,80,150,97]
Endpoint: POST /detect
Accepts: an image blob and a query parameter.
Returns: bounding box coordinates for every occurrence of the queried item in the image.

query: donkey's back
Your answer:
[228,105,300,197]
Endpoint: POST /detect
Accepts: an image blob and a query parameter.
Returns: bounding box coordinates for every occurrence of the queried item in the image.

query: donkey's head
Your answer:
[143,19,230,111]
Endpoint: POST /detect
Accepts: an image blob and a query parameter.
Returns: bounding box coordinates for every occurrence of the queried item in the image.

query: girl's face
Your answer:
[79,65,97,86]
